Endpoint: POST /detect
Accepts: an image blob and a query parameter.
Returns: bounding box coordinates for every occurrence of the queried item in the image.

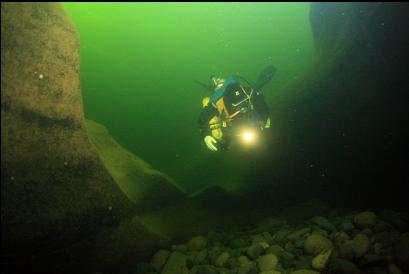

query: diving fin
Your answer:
[255,65,276,90]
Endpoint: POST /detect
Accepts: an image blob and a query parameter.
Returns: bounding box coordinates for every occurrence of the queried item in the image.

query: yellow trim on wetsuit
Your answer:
[203,96,244,140]
[215,97,230,118]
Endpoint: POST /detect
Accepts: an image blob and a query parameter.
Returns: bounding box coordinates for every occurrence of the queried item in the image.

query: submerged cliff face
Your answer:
[1,2,132,252]
[1,3,184,273]
[255,3,409,208]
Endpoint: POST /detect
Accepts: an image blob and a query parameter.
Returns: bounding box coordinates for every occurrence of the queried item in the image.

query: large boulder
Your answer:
[2,0,130,256]
[0,3,178,273]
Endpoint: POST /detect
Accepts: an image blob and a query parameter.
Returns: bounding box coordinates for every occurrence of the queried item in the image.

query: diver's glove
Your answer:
[204,136,218,151]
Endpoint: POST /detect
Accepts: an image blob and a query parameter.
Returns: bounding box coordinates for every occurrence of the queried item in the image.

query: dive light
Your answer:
[239,128,258,144]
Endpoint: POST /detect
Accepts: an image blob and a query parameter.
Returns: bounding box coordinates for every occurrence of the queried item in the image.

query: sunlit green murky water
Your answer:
[63,2,314,191]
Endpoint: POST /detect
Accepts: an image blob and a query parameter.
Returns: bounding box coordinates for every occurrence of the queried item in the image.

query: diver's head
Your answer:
[210,75,225,90]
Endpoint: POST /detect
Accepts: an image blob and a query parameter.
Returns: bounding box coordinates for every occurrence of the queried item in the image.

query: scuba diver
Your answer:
[197,65,276,151]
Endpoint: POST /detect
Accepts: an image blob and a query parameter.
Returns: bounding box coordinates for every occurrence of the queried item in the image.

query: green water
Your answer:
[63,2,314,191]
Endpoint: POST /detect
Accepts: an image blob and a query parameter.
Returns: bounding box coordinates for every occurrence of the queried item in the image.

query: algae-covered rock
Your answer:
[237,256,258,274]
[311,216,337,232]
[339,233,370,259]
[246,243,265,259]
[273,228,292,244]
[257,254,278,272]
[251,233,271,247]
[304,234,334,255]
[311,249,332,270]
[288,227,311,240]
[354,211,376,229]
[332,232,350,247]
[252,234,266,245]
[340,221,355,232]
[161,252,188,274]
[260,241,270,250]
[237,255,252,266]
[208,246,224,264]
[151,249,170,272]
[171,244,188,253]
[215,252,230,267]
[185,236,208,251]
[261,232,275,244]
[189,249,209,265]
[266,245,285,256]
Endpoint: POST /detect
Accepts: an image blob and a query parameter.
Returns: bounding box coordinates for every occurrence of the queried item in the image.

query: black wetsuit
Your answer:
[198,82,270,139]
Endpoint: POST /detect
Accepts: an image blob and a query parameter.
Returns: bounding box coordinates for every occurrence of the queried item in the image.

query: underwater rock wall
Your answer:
[259,3,409,208]
[1,3,183,273]
[1,0,131,262]
[1,1,132,251]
